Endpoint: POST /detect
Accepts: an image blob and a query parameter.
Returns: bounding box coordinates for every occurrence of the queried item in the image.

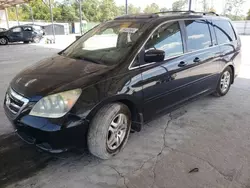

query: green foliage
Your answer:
[6,0,248,22]
[172,0,187,11]
[160,7,171,12]
[82,0,101,22]
[144,3,160,13]
[247,9,250,20]
[99,0,118,22]
[224,14,246,20]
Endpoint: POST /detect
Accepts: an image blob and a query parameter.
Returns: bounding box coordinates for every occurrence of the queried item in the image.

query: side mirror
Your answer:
[144,49,165,63]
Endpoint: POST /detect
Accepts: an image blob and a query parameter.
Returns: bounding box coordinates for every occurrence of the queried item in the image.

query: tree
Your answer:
[200,0,208,12]
[118,4,141,15]
[29,0,51,21]
[247,9,250,20]
[128,4,141,14]
[144,3,160,13]
[82,0,101,22]
[223,0,245,16]
[99,0,119,22]
[172,0,187,11]
[160,7,171,12]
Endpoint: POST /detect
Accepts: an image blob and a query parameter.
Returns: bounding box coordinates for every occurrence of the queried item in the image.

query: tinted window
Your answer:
[33,26,42,30]
[23,26,32,31]
[185,20,212,52]
[213,20,236,44]
[145,22,183,59]
[12,27,21,32]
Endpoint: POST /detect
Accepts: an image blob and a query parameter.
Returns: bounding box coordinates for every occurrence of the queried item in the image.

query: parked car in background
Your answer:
[24,24,45,36]
[0,28,7,32]
[0,25,43,45]
[3,11,241,159]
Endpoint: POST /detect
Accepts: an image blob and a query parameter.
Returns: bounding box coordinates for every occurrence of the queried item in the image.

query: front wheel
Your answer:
[0,37,8,45]
[87,103,131,159]
[213,67,233,97]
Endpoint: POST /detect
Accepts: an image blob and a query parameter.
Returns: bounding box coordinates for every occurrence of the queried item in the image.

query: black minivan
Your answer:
[4,11,241,159]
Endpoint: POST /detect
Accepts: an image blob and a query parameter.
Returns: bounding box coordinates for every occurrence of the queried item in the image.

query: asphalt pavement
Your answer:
[0,37,250,188]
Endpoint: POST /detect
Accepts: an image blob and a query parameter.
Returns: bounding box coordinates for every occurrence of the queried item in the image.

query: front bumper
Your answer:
[4,104,89,153]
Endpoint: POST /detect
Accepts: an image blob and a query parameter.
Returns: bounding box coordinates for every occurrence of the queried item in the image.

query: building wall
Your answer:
[0,10,8,28]
[232,21,250,35]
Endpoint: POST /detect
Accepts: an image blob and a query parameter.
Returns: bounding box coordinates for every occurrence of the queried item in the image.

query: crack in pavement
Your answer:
[150,113,173,188]
[165,145,234,181]
[227,165,246,188]
[109,166,129,188]
[132,155,156,174]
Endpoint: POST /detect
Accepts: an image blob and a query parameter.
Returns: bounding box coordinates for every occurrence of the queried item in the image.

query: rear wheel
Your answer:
[24,41,30,44]
[0,37,8,45]
[213,67,233,97]
[87,103,131,159]
[33,37,40,43]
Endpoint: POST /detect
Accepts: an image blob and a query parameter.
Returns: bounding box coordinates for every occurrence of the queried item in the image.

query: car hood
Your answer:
[0,31,7,35]
[10,55,110,99]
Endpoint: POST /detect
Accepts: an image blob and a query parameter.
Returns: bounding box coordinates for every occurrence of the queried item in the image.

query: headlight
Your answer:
[29,89,82,118]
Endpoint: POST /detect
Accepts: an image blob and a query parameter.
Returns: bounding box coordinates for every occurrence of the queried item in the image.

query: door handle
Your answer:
[178,61,187,67]
[193,57,201,63]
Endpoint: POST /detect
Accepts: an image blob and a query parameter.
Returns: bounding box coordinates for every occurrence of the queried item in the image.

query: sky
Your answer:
[115,0,250,15]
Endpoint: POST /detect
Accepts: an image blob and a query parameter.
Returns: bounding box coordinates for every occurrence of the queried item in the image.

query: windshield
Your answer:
[62,20,149,66]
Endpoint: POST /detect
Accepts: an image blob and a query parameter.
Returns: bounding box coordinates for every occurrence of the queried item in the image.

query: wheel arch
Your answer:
[0,36,9,42]
[86,95,143,132]
[228,65,235,84]
[222,63,235,84]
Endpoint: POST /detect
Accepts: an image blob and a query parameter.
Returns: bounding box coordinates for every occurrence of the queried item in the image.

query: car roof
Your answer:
[114,11,230,23]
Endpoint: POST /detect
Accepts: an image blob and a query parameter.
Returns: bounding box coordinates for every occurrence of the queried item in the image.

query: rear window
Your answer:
[185,20,212,52]
[213,20,236,44]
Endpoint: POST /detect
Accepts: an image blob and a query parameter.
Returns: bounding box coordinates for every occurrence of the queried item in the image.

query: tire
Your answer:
[213,66,233,97]
[33,37,40,43]
[87,103,131,159]
[24,41,29,44]
[0,37,8,45]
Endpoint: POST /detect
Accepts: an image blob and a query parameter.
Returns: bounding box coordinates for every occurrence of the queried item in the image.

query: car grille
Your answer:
[5,88,29,117]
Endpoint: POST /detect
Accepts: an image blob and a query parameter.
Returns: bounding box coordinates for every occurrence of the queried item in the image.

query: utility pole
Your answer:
[125,0,128,14]
[15,5,20,25]
[30,6,34,24]
[79,0,83,35]
[189,0,192,11]
[5,8,9,29]
[48,0,55,43]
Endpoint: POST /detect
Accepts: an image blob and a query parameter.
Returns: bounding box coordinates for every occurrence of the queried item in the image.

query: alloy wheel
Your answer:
[33,37,40,43]
[0,38,7,45]
[220,70,231,93]
[107,113,128,150]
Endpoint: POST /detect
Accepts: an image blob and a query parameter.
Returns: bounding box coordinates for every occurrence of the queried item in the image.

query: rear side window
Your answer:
[185,20,212,52]
[145,22,184,59]
[213,20,236,44]
[12,27,22,33]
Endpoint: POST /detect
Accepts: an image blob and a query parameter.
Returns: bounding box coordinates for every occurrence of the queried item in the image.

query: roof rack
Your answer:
[114,10,219,20]
[114,14,159,20]
[155,10,219,16]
